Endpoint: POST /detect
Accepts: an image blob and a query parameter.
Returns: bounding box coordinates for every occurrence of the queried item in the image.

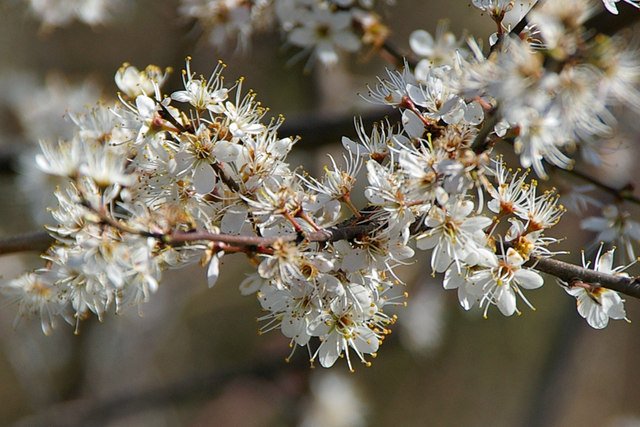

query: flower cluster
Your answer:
[4,0,640,371]
[351,101,564,317]
[21,0,390,61]
[0,59,401,370]
[181,0,390,66]
[464,0,640,177]
[5,52,568,368]
[178,0,274,52]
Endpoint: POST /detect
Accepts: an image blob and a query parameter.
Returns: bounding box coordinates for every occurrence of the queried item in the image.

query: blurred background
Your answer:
[0,1,639,426]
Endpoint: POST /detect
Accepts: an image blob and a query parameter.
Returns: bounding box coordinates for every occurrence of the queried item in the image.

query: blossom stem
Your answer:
[157,101,190,133]
[380,40,414,68]
[399,96,434,127]
[211,162,240,193]
[297,210,322,231]
[341,194,363,219]
[471,110,499,154]
[166,223,374,246]
[283,210,305,235]
[81,200,152,238]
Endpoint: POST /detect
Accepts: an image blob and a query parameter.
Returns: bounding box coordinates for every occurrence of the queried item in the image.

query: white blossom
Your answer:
[561,247,631,329]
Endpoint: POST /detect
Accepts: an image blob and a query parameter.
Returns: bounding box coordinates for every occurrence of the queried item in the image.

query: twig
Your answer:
[166,223,375,247]
[532,256,640,299]
[560,167,640,205]
[500,137,640,206]
[471,110,499,153]
[0,231,53,255]
[2,221,640,299]
[380,40,416,68]
[211,162,241,193]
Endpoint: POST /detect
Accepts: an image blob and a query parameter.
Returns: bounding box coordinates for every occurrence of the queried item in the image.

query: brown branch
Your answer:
[560,167,640,205]
[166,222,375,247]
[211,162,240,193]
[471,109,499,153]
[379,40,416,68]
[0,231,53,255]
[532,256,640,299]
[2,222,640,300]
[500,137,640,206]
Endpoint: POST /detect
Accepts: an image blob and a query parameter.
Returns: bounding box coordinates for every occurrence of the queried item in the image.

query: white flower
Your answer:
[597,35,640,113]
[415,196,492,272]
[130,94,166,143]
[582,204,640,261]
[310,287,380,371]
[341,119,401,162]
[471,0,514,14]
[560,184,602,215]
[116,63,171,98]
[258,280,319,347]
[409,22,464,82]
[562,247,630,329]
[26,0,122,28]
[528,0,593,55]
[12,74,101,143]
[486,159,528,215]
[287,6,361,66]
[518,180,565,231]
[398,145,441,202]
[407,70,466,125]
[257,240,303,284]
[365,66,415,107]
[1,273,63,335]
[48,186,88,237]
[364,159,415,231]
[301,371,368,427]
[473,247,544,317]
[171,59,228,112]
[78,141,137,188]
[512,108,573,178]
[505,218,562,260]
[35,139,84,178]
[301,152,361,203]
[443,266,485,310]
[179,0,255,51]
[222,81,265,138]
[174,125,243,194]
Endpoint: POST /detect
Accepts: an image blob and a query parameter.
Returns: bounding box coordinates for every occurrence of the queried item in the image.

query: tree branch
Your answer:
[166,222,376,247]
[3,220,640,300]
[532,256,640,299]
[560,167,640,205]
[0,231,53,255]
